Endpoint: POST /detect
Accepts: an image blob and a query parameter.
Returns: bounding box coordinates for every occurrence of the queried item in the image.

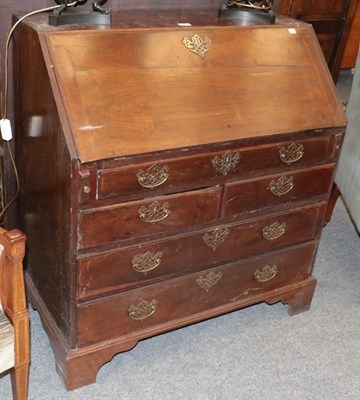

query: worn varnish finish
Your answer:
[78,242,317,346]
[47,25,344,161]
[14,12,346,390]
[97,135,336,200]
[78,203,326,300]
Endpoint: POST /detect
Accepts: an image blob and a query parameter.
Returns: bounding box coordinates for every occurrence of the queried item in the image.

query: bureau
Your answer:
[14,11,346,390]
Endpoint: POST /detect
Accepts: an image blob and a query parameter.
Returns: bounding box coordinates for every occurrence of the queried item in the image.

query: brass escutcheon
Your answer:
[128,299,158,321]
[212,152,240,176]
[138,201,171,223]
[182,34,212,58]
[262,221,286,241]
[196,271,223,292]
[203,227,230,250]
[132,251,163,273]
[137,164,170,189]
[254,264,279,283]
[269,175,294,197]
[279,143,304,165]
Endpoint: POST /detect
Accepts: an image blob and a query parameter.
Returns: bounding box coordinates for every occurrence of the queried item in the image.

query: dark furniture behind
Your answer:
[273,0,359,81]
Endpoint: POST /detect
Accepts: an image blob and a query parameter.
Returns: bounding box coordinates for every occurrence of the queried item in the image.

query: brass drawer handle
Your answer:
[262,221,286,241]
[128,299,158,321]
[279,143,304,165]
[132,251,163,274]
[203,227,230,250]
[137,164,169,189]
[196,271,223,292]
[212,152,240,176]
[138,201,171,223]
[182,34,212,58]
[269,175,294,197]
[254,265,279,283]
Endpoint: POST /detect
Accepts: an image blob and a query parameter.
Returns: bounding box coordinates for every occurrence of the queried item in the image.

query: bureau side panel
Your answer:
[14,23,73,342]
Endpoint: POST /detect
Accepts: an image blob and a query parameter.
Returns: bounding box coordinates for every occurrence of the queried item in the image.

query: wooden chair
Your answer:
[0,228,29,400]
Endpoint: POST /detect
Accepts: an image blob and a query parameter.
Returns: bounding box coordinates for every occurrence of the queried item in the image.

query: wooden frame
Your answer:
[0,228,29,400]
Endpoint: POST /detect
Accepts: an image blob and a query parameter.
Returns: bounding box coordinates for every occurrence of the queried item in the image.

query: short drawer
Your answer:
[78,186,221,249]
[77,203,326,300]
[97,136,334,200]
[224,164,334,217]
[77,243,317,346]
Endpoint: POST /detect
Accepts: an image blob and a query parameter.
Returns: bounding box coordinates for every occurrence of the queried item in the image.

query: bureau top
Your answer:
[27,12,346,162]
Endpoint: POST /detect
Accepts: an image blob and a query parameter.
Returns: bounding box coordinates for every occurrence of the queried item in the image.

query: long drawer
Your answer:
[77,203,326,300]
[97,136,335,200]
[77,243,317,346]
[78,186,221,249]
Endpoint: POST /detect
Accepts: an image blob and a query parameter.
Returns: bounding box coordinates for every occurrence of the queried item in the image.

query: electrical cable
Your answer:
[0,1,78,221]
[0,141,20,221]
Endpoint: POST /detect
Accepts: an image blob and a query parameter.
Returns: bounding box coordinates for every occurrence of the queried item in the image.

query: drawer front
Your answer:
[78,243,317,346]
[78,187,221,249]
[78,203,326,300]
[224,164,334,217]
[97,137,334,200]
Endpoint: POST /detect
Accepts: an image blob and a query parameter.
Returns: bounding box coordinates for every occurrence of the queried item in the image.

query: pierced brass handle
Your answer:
[212,152,240,176]
[137,164,169,189]
[262,221,286,241]
[132,251,163,274]
[254,265,279,283]
[128,299,158,321]
[269,175,294,197]
[203,227,230,250]
[182,34,212,58]
[138,201,171,223]
[196,271,223,292]
[279,143,304,165]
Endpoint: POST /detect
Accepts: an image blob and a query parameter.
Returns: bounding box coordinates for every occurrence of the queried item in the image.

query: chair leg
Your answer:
[10,363,30,400]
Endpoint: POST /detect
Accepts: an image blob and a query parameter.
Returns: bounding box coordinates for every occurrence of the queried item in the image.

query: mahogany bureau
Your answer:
[13,11,346,390]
